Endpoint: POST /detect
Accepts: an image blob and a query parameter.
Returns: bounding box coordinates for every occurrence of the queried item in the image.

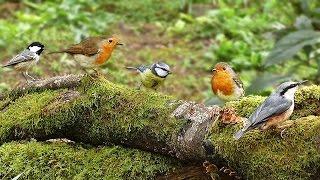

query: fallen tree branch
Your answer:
[0,75,320,179]
[10,74,84,100]
[0,74,83,101]
[0,75,219,161]
[0,74,84,112]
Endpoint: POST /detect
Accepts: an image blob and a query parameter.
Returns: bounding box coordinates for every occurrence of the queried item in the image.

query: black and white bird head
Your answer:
[151,62,171,78]
[27,42,45,55]
[276,80,308,99]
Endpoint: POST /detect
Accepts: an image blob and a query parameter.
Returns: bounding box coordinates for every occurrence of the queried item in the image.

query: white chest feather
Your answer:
[73,54,97,68]
[282,87,297,120]
[34,54,40,63]
[284,87,297,100]
[283,102,294,120]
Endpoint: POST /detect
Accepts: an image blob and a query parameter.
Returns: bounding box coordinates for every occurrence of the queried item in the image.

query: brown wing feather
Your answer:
[233,76,243,89]
[63,45,99,56]
[60,37,106,56]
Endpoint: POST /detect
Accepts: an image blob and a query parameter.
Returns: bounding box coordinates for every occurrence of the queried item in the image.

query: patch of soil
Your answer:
[0,2,23,18]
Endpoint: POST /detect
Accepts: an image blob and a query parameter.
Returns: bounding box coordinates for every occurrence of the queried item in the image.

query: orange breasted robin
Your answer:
[2,42,45,82]
[211,62,244,101]
[49,35,123,71]
[234,80,307,140]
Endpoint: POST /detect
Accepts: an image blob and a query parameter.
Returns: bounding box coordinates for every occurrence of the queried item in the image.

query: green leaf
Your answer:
[265,30,320,67]
[294,15,313,30]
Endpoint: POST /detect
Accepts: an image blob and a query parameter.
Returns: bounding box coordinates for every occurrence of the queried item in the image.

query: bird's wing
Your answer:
[3,50,36,67]
[126,65,148,73]
[248,95,293,128]
[233,76,244,89]
[136,65,148,73]
[61,37,104,56]
[229,68,244,88]
[62,45,99,56]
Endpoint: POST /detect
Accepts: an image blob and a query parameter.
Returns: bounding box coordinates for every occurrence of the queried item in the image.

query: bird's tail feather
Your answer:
[234,129,245,140]
[47,50,65,54]
[2,63,12,68]
[126,67,138,71]
[234,121,251,140]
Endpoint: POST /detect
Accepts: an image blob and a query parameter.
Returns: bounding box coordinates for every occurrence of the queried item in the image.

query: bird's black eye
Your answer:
[108,39,113,43]
[223,67,226,70]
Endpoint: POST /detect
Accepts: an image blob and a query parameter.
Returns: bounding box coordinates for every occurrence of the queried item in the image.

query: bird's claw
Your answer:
[280,128,286,139]
[277,120,295,138]
[219,166,241,179]
[136,83,142,90]
[93,69,99,75]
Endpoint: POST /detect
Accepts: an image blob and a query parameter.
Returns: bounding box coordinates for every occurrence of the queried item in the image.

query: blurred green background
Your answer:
[0,0,320,103]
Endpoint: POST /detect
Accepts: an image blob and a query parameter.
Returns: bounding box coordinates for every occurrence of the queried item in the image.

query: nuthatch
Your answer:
[2,42,45,82]
[234,80,307,140]
[211,62,244,101]
[126,61,171,90]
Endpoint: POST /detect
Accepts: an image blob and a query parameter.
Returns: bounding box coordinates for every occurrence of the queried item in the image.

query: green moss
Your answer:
[225,95,265,117]
[0,98,9,110]
[208,115,320,180]
[293,85,320,119]
[226,85,320,119]
[0,141,181,179]
[0,77,187,147]
[68,77,186,146]
[0,91,59,143]
[2,78,320,179]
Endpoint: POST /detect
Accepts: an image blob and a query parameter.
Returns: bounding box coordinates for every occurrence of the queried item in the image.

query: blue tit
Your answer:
[126,61,171,90]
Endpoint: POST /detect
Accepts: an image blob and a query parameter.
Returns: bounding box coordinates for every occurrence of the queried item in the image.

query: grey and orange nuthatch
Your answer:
[234,80,307,140]
[2,42,45,82]
[126,61,171,90]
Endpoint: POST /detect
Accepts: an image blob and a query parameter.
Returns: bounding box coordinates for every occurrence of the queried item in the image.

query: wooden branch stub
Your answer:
[172,102,220,160]
[17,74,84,92]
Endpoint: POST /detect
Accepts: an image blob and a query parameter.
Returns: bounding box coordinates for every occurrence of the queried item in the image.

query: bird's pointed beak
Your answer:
[298,80,308,85]
[212,68,216,72]
[117,42,124,46]
[168,71,172,75]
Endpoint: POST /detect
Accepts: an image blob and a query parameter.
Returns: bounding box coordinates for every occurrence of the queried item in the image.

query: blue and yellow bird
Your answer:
[126,62,171,90]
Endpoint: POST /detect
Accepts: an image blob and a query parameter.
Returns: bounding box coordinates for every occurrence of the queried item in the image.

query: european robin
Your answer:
[49,35,123,72]
[211,62,244,101]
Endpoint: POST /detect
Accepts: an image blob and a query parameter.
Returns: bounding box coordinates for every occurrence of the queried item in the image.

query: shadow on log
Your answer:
[0,75,320,179]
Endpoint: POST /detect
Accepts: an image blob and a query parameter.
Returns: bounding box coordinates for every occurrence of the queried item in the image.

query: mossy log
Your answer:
[0,74,219,161]
[0,141,181,179]
[1,75,320,179]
